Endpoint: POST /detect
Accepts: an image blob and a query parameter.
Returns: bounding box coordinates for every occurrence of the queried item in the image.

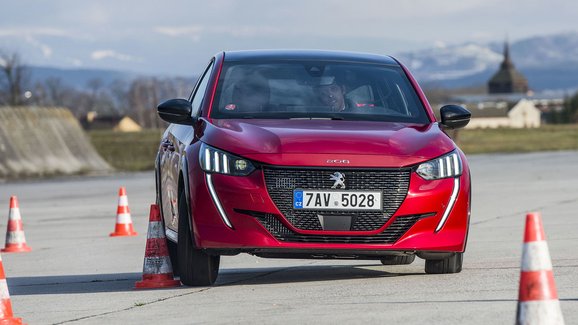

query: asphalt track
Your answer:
[0,151,577,324]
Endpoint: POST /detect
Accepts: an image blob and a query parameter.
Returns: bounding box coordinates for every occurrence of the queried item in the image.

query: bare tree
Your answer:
[108,79,130,114]
[0,50,193,129]
[44,77,68,106]
[0,50,30,106]
[128,77,162,128]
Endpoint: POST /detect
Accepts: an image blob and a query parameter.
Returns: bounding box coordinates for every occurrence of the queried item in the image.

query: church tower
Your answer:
[488,41,529,94]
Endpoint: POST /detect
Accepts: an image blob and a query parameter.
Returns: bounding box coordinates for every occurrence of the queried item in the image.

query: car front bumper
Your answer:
[187,153,471,256]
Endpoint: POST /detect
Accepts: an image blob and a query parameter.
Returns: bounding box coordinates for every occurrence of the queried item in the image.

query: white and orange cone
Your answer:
[516,212,565,325]
[2,196,31,253]
[0,254,24,324]
[110,187,137,237]
[135,204,180,289]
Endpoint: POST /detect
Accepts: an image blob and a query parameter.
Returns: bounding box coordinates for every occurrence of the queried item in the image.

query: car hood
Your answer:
[200,119,456,167]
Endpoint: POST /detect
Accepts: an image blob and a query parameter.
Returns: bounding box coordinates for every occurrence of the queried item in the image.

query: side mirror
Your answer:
[440,105,471,129]
[157,98,195,125]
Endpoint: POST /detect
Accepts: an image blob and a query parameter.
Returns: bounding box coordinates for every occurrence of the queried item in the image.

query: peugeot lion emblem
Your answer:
[330,172,346,189]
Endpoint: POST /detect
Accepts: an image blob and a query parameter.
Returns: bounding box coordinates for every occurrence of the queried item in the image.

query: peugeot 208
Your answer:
[156,50,471,286]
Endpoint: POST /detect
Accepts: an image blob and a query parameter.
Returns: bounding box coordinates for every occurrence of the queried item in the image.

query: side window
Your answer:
[190,61,215,117]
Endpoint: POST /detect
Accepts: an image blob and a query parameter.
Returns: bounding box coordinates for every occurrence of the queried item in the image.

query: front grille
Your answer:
[263,168,411,231]
[239,210,429,244]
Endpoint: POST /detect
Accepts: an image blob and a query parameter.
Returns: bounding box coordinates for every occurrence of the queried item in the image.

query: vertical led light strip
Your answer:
[445,156,453,176]
[205,174,233,228]
[214,151,220,173]
[222,155,229,174]
[439,159,445,178]
[204,148,211,171]
[435,177,460,232]
[452,153,461,174]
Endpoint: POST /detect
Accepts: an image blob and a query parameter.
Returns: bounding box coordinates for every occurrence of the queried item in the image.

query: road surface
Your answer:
[1,151,577,324]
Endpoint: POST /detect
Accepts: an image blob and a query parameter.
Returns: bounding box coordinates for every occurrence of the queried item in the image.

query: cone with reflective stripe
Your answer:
[135,204,180,289]
[0,254,24,324]
[516,212,565,325]
[2,196,31,253]
[110,187,137,237]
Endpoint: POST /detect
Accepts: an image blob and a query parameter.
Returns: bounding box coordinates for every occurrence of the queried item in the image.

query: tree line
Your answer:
[550,93,578,124]
[0,50,193,128]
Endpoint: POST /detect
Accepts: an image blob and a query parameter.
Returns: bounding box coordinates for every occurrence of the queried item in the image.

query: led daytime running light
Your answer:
[416,151,462,180]
[199,143,255,176]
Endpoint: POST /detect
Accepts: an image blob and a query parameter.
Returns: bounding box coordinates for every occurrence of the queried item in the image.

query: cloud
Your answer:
[91,50,140,62]
[214,26,282,38]
[24,35,52,57]
[0,27,74,38]
[154,24,284,41]
[0,27,86,58]
[68,58,83,67]
[154,26,204,41]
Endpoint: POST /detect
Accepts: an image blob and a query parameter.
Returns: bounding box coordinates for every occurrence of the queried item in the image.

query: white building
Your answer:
[463,99,541,129]
[447,92,566,128]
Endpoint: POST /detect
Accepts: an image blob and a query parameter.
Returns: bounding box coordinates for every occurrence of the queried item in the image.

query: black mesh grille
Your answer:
[241,210,428,244]
[263,168,411,231]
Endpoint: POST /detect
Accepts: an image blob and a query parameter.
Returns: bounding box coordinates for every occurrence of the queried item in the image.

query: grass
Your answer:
[88,129,163,171]
[455,124,578,154]
[88,125,578,171]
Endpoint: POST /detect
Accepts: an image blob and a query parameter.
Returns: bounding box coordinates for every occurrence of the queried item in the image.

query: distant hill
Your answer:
[28,66,138,90]
[395,32,578,91]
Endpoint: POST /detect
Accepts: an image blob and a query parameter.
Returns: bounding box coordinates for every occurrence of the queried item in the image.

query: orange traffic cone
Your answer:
[110,187,137,237]
[516,212,565,325]
[0,254,24,324]
[2,196,31,253]
[135,204,180,289]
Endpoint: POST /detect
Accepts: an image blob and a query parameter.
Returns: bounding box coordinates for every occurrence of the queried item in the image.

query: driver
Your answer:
[315,76,347,112]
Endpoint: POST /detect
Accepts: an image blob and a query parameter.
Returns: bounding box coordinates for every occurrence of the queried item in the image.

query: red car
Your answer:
[156,50,471,286]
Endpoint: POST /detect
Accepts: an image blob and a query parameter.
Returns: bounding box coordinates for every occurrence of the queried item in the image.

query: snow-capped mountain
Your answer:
[395,32,578,91]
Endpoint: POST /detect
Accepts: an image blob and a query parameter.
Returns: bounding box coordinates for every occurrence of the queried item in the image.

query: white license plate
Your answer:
[293,190,382,210]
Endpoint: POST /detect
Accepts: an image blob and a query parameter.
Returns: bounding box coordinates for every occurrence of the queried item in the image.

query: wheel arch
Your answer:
[178,155,194,236]
[155,152,162,206]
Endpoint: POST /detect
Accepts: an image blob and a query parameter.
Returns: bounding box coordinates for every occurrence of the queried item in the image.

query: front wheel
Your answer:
[425,253,463,274]
[178,189,220,286]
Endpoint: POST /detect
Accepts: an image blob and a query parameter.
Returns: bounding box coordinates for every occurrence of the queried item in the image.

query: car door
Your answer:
[160,60,215,235]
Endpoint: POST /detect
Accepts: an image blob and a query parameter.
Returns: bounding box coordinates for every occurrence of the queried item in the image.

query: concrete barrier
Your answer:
[0,106,111,180]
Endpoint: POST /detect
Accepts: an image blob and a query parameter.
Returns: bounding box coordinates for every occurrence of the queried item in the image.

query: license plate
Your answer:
[293,190,382,210]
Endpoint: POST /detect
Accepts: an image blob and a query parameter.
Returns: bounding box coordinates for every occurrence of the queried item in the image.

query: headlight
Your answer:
[199,143,255,176]
[416,151,462,180]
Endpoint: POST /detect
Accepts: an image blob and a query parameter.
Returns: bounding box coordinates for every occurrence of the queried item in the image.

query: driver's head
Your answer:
[316,75,346,112]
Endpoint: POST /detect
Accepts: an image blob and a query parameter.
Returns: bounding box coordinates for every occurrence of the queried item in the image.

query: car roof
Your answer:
[222,49,399,65]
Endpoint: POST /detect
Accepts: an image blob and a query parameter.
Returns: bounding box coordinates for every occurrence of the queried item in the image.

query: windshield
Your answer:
[211,61,429,123]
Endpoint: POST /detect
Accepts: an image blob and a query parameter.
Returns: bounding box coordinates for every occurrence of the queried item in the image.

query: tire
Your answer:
[178,189,220,286]
[167,240,179,276]
[380,255,415,265]
[425,253,463,274]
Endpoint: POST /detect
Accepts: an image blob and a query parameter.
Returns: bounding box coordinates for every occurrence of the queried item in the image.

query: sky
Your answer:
[1,0,576,76]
